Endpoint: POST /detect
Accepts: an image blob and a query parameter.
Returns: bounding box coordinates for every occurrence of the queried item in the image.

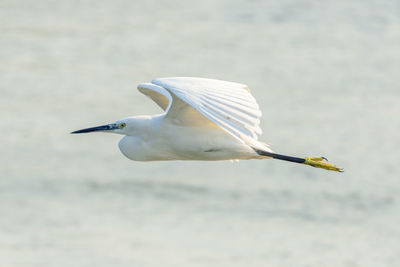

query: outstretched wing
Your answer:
[137,82,172,111]
[138,77,263,143]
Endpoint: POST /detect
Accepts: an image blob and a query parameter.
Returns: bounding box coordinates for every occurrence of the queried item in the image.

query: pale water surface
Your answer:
[1,0,400,266]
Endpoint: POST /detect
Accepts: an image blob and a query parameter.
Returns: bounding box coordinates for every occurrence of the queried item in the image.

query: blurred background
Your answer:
[1,0,399,266]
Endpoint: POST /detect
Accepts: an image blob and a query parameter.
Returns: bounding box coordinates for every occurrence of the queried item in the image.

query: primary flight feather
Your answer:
[72,77,342,172]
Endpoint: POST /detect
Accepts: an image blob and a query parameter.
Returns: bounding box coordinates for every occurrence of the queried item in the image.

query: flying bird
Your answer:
[72,77,342,172]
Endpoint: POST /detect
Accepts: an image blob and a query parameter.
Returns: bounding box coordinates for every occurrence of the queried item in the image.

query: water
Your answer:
[1,0,400,266]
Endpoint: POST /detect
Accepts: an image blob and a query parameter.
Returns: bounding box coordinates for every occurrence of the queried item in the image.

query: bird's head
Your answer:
[71,118,135,135]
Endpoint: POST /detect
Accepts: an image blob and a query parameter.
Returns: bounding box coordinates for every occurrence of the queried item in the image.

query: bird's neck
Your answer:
[124,115,163,137]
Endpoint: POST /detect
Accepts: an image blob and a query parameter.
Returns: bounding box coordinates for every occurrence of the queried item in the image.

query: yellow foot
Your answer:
[303,157,343,172]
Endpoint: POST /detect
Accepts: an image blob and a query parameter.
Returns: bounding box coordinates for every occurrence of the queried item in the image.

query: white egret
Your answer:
[72,77,342,172]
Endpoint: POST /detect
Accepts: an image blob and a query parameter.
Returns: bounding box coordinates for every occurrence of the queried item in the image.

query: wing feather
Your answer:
[200,97,261,134]
[137,83,172,111]
[151,77,263,143]
[200,93,261,118]
[201,90,260,109]
[198,108,255,139]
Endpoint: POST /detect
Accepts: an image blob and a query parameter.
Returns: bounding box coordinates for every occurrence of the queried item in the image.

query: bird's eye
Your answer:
[119,123,126,128]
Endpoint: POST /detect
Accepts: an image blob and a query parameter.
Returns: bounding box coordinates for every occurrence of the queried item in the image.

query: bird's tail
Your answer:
[254,148,343,172]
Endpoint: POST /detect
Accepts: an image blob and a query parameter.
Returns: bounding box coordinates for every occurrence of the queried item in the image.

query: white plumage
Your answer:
[125,77,272,161]
[71,77,342,171]
[73,77,271,161]
[139,77,263,142]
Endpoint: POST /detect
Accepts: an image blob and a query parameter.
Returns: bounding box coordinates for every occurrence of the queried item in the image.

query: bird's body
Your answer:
[117,114,261,161]
[72,77,342,172]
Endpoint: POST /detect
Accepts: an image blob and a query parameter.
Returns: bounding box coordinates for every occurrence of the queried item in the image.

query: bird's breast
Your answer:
[118,136,151,161]
[118,135,179,161]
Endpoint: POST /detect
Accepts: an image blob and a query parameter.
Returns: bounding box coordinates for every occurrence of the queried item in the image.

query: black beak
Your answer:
[71,123,118,134]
